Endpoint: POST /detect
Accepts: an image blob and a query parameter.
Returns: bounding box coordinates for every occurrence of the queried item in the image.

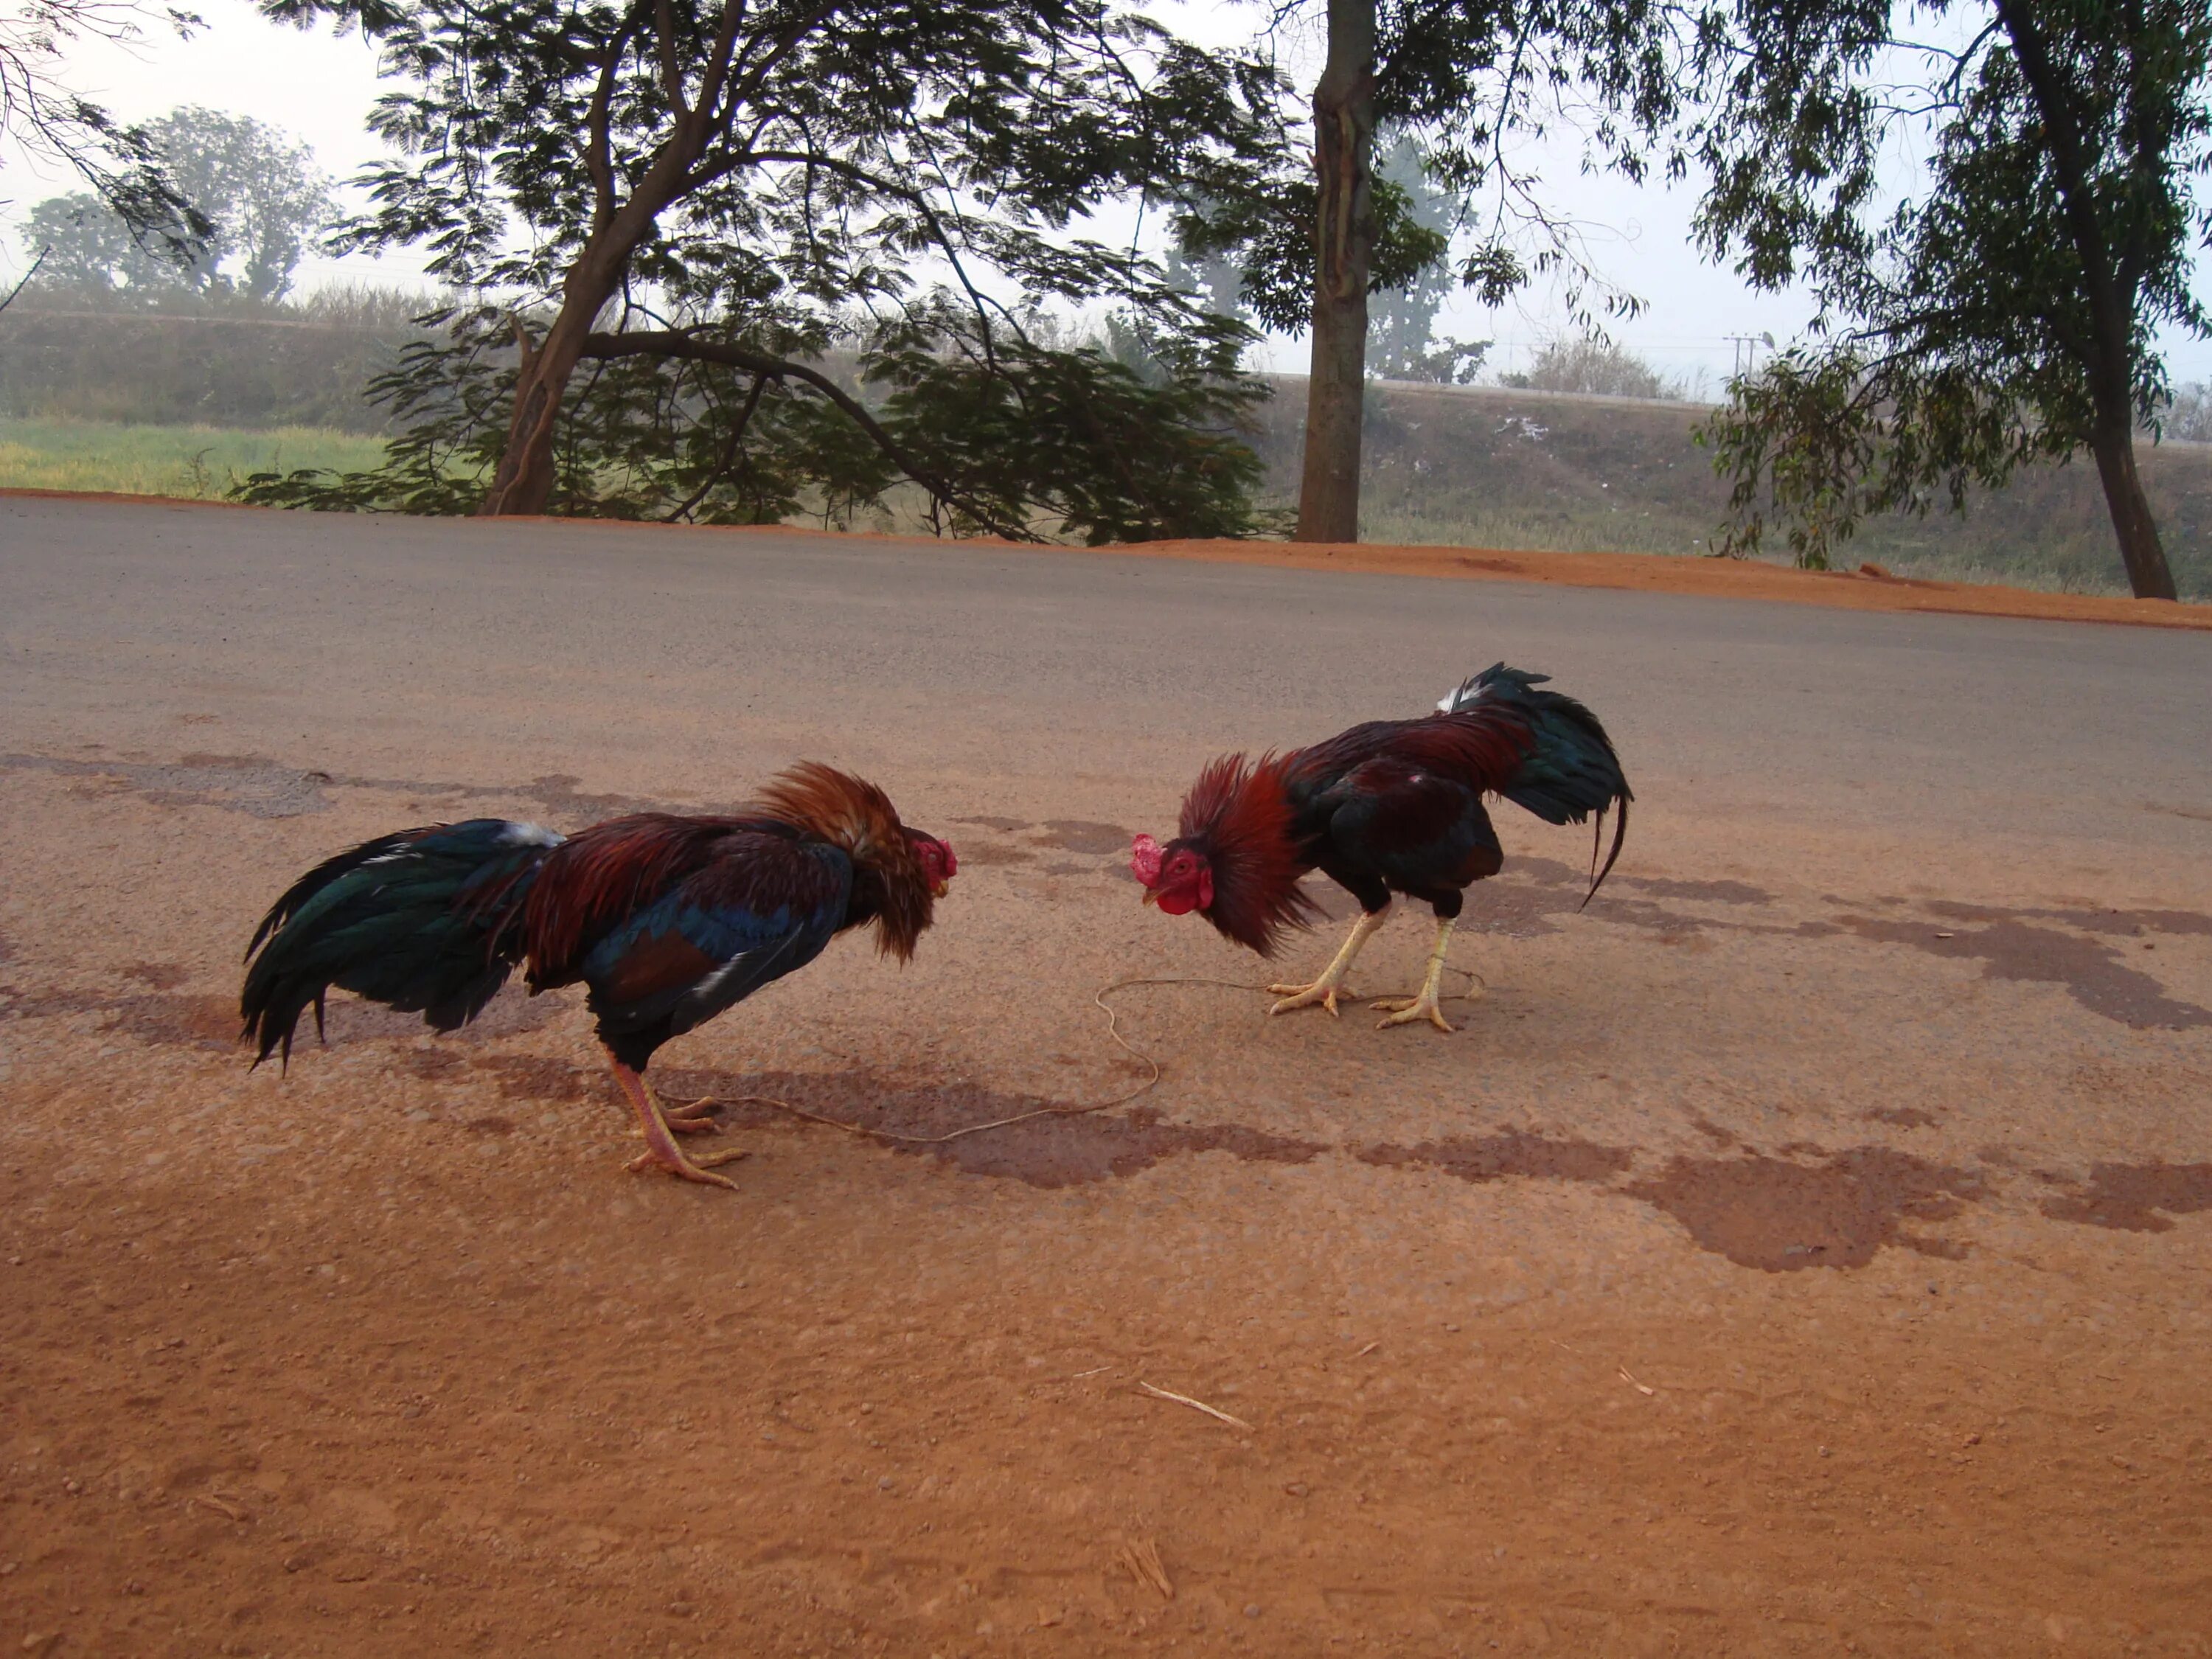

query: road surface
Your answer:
[4,495,2211,1657]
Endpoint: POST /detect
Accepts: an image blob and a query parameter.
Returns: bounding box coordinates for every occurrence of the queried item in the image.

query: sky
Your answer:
[4,0,2206,389]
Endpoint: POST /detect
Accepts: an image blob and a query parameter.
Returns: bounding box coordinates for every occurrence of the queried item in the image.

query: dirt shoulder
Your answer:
[1107,537,2212,631]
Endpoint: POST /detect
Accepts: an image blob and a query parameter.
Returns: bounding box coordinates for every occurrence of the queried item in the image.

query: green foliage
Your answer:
[234,295,1278,541]
[1377,0,1703,326]
[0,284,437,429]
[0,2,213,265]
[1692,0,2212,582]
[19,107,333,301]
[1365,134,1491,383]
[1174,164,1450,335]
[241,0,1290,536]
[1173,0,1702,385]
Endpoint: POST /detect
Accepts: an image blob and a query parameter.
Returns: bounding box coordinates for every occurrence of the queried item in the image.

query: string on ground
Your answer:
[672,963,1485,1149]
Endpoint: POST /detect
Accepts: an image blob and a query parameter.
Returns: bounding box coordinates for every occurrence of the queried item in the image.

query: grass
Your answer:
[0,418,386,500]
[1251,379,2211,601]
[4,403,2202,602]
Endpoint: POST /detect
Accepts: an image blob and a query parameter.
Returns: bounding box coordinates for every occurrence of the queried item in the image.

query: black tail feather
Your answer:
[240,819,559,1069]
[1579,796,1630,910]
[1444,663,1632,901]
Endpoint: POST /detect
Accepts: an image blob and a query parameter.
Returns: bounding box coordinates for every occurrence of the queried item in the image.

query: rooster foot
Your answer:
[1267,979,1349,1018]
[1266,908,1391,1020]
[1373,917,1458,1032]
[605,1052,744,1191]
[1371,993,1455,1034]
[657,1097,725,1135]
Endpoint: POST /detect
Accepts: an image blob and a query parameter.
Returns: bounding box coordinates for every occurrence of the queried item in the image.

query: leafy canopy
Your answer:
[240,0,1296,539]
[1691,0,2212,571]
[1175,0,1711,347]
[21,105,333,300]
[1,1,212,268]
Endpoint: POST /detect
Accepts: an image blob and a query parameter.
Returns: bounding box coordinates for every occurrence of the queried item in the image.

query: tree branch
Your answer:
[1988,0,2129,392]
[664,369,768,521]
[653,0,694,117]
[578,328,1040,540]
[0,246,49,316]
[585,13,643,236]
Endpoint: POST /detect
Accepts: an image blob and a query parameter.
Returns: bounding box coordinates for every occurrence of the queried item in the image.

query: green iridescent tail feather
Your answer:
[240,818,563,1068]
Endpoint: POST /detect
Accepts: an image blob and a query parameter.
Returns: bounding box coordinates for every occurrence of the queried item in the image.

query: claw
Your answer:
[1268,981,1344,1018]
[625,1147,744,1187]
[658,1097,724,1135]
[1373,995,1455,1034]
[1264,908,1389,1021]
[1372,916,1460,1033]
[605,1054,745,1192]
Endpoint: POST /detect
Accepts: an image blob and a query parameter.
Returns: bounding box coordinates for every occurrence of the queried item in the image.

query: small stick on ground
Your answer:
[1139,1380,1252,1430]
[1619,1367,1656,1397]
[1119,1537,1174,1599]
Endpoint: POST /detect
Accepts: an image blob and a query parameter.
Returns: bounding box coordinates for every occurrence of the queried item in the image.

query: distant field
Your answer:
[0,419,386,500]
[1254,378,2212,600]
[4,401,2204,600]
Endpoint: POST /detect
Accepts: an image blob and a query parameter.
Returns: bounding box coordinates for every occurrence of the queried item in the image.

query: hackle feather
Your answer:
[1178,751,1321,957]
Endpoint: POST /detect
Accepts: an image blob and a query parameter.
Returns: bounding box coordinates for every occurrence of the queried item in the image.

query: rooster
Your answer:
[1130,665,1629,1032]
[240,763,956,1189]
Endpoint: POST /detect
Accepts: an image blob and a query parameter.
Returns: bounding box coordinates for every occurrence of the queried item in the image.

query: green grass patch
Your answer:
[0,418,386,500]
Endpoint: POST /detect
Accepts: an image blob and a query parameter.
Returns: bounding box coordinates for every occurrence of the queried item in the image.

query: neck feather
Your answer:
[757,762,931,960]
[1180,752,1319,957]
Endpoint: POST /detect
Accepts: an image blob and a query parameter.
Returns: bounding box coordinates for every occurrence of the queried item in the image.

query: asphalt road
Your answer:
[3,494,2206,847]
[4,494,2211,1658]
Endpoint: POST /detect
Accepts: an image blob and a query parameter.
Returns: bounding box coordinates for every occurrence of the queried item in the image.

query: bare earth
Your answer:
[3,495,2211,1658]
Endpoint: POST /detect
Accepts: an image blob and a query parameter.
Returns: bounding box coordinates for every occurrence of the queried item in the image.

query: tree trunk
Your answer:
[2087,411,2178,600]
[476,256,626,517]
[1292,0,1376,545]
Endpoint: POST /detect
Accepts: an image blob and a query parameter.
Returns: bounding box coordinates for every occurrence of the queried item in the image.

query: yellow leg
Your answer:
[605,1054,749,1189]
[1269,906,1390,1018]
[1373,917,1458,1032]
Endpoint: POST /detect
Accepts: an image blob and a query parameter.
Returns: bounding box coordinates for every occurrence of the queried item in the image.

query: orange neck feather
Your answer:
[757,762,932,959]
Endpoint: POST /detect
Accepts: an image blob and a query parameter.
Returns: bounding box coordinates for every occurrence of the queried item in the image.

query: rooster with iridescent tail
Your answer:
[240,763,955,1189]
[1130,666,1630,1032]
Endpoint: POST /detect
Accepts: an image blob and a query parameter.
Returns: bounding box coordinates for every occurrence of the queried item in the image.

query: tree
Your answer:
[2169,380,2212,442]
[21,106,333,300]
[1365,133,1489,382]
[248,0,1291,537]
[1182,0,1694,542]
[1694,0,2211,600]
[1,2,209,259]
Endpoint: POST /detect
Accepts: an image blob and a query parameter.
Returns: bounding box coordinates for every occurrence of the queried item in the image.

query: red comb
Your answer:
[1130,834,1164,885]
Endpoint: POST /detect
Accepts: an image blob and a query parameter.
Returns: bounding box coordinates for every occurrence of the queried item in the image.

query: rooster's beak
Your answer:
[1139,888,1158,908]
[931,880,949,899]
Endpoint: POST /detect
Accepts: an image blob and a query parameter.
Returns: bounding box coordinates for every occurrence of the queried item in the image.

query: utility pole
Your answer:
[1725,332,1775,379]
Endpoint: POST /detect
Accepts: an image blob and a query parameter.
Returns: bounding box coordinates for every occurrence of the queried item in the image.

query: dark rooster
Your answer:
[241,763,956,1188]
[1130,665,1629,1032]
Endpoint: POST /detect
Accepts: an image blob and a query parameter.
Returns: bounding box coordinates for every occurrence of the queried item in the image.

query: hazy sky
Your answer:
[7,0,2206,388]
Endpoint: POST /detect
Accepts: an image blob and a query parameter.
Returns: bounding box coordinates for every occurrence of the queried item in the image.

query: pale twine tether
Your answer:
[673,965,1486,1148]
